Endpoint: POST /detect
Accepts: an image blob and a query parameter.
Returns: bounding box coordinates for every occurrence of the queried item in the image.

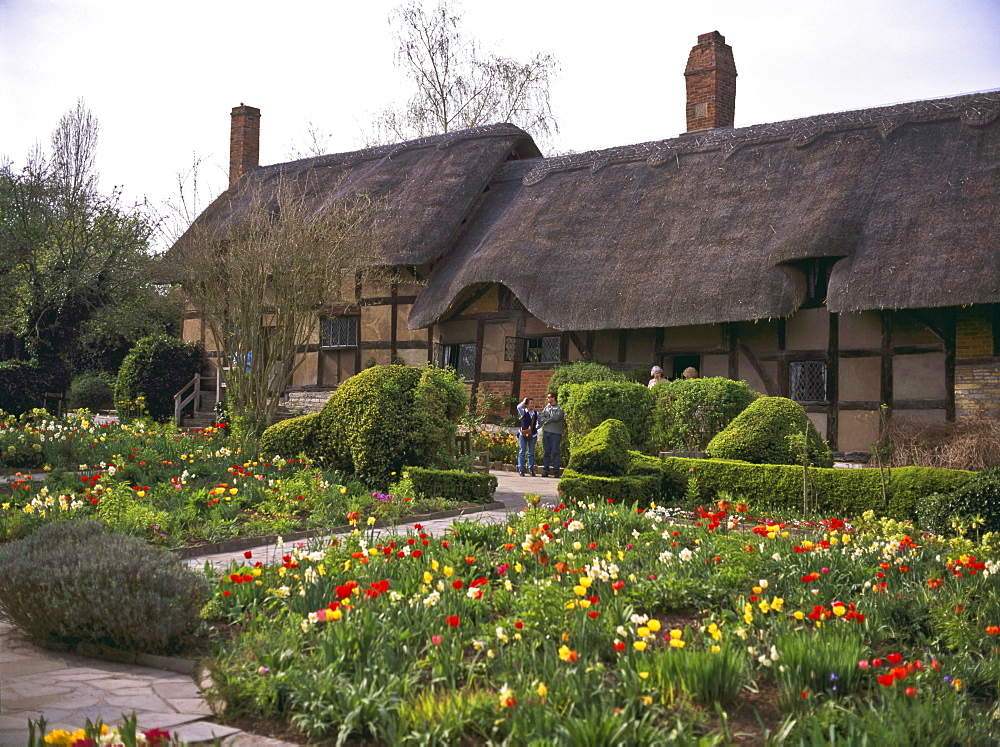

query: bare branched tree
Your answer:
[372,0,559,151]
[175,172,385,433]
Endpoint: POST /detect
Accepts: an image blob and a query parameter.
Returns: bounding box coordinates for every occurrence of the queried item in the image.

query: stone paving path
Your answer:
[0,469,557,746]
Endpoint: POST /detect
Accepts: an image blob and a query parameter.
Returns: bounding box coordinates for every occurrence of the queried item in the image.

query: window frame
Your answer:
[320,315,360,349]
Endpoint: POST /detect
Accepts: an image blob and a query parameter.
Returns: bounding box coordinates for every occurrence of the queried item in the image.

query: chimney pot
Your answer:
[684,31,737,132]
[230,105,261,185]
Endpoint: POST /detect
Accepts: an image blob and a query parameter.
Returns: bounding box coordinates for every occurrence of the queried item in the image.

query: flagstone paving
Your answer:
[0,470,555,746]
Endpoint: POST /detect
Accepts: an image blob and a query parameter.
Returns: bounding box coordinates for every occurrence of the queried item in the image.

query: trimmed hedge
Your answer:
[938,467,1000,534]
[567,418,632,477]
[260,413,320,460]
[405,467,498,504]
[547,361,624,391]
[317,365,465,488]
[662,457,974,520]
[558,469,662,505]
[707,396,833,468]
[651,377,758,452]
[115,334,207,422]
[563,380,654,453]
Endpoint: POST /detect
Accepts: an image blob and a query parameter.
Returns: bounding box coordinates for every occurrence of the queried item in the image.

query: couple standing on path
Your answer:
[517,393,564,478]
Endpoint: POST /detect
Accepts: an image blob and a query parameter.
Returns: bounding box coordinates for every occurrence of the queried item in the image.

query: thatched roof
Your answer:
[409,91,1000,330]
[162,124,539,279]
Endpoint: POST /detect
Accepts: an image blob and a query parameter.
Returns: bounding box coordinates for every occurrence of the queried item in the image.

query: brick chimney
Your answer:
[229,104,261,185]
[684,31,737,132]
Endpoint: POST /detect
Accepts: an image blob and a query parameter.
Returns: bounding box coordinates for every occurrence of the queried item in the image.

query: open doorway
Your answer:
[670,355,701,380]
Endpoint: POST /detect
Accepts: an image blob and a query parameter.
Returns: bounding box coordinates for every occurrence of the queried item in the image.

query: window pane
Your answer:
[458,343,477,382]
[321,316,358,348]
[789,361,827,401]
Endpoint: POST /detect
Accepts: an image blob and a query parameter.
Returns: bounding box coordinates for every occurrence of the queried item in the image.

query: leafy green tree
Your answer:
[0,100,175,411]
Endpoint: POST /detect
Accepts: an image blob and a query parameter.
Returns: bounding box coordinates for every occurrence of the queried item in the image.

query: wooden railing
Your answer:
[173,370,226,426]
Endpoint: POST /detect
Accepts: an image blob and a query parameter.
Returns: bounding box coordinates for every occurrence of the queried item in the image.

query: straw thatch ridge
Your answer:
[164,123,539,278]
[409,91,1000,331]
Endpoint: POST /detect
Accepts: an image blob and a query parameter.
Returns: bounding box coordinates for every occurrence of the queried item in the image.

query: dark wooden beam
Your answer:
[880,310,894,418]
[360,295,418,306]
[567,331,588,358]
[827,312,839,450]
[358,340,429,351]
[511,316,527,409]
[440,284,493,322]
[838,400,882,410]
[390,283,398,362]
[737,339,779,396]
[945,307,956,421]
[894,399,951,410]
[993,304,1000,357]
[617,330,628,363]
[725,322,739,379]
[903,309,946,342]
[585,331,596,359]
[478,372,516,382]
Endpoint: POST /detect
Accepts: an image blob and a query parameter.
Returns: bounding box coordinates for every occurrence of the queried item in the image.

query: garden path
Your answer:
[0,470,559,746]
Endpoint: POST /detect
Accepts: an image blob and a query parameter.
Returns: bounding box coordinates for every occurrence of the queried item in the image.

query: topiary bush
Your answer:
[547,360,624,392]
[67,373,114,411]
[938,467,1000,535]
[317,365,466,489]
[567,418,632,477]
[707,396,833,468]
[115,334,207,422]
[0,520,209,654]
[651,377,759,452]
[563,381,654,453]
[260,413,321,459]
[411,367,468,469]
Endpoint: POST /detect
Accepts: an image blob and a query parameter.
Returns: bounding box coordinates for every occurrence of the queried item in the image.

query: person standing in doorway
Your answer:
[648,365,664,388]
[538,391,565,477]
[516,397,539,476]
[682,366,700,380]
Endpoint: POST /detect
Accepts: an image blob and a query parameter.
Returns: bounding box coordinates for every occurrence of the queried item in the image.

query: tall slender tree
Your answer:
[372,0,559,151]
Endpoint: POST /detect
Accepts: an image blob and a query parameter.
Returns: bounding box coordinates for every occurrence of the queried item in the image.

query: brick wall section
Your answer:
[476,381,513,419]
[956,361,1000,419]
[956,306,994,358]
[520,369,556,405]
[684,31,737,132]
[230,105,261,185]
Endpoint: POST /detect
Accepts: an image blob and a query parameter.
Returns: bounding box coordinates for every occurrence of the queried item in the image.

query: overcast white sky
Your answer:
[2,0,998,240]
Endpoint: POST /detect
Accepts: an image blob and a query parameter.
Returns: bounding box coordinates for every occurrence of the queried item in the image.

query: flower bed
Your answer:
[202,501,1000,743]
[0,415,479,545]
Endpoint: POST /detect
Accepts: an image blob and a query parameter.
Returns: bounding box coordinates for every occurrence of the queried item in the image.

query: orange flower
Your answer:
[927,578,944,589]
[986,626,1000,636]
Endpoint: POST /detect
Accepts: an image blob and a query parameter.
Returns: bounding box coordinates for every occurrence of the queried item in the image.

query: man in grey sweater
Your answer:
[538,391,565,478]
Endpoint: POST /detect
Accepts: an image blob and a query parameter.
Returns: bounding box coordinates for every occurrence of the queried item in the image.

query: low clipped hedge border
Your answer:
[406,466,498,504]
[558,469,662,505]
[663,457,974,520]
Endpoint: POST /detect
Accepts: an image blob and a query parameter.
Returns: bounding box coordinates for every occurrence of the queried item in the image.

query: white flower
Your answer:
[679,547,693,562]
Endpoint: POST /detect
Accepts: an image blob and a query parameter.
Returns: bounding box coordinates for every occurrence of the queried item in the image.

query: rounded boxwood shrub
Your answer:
[567,418,632,477]
[68,373,114,411]
[260,412,321,459]
[317,365,465,488]
[115,334,207,421]
[563,380,654,453]
[547,360,624,392]
[0,520,209,654]
[706,396,833,468]
[651,377,759,452]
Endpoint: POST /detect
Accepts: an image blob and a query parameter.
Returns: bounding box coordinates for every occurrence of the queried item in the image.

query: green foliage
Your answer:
[319,365,465,488]
[558,469,661,505]
[547,360,624,391]
[662,457,974,520]
[67,373,113,411]
[563,380,654,453]
[260,413,320,459]
[939,467,1000,535]
[0,424,45,468]
[411,367,467,469]
[115,334,207,422]
[0,359,48,415]
[706,396,833,467]
[650,377,758,452]
[405,466,498,504]
[0,520,209,654]
[567,418,632,477]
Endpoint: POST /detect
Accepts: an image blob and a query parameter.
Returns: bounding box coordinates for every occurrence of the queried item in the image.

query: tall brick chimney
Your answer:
[684,31,737,132]
[229,104,261,185]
